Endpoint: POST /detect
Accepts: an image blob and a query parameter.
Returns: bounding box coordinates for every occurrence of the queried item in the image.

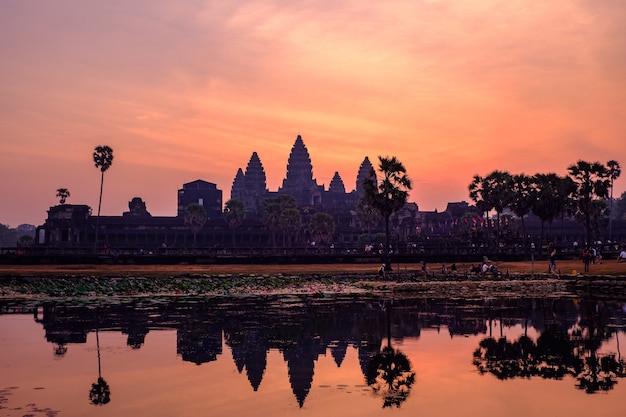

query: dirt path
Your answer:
[1,259,624,277]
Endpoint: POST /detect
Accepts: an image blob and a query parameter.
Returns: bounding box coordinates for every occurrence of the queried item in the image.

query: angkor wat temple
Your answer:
[231,134,374,217]
[31,134,418,255]
[19,134,625,261]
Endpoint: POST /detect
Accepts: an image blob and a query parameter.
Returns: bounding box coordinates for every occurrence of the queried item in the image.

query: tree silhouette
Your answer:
[92,145,114,251]
[468,175,494,246]
[473,304,626,393]
[576,352,624,393]
[223,198,245,247]
[366,301,415,408]
[483,171,514,252]
[607,160,621,241]
[184,203,207,247]
[308,212,335,248]
[280,207,302,247]
[508,174,535,257]
[363,156,412,269]
[531,173,569,254]
[262,195,297,248]
[473,335,539,380]
[89,325,111,405]
[567,160,610,245]
[56,188,70,205]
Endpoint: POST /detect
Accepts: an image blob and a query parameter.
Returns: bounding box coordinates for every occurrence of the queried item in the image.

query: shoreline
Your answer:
[2,260,626,302]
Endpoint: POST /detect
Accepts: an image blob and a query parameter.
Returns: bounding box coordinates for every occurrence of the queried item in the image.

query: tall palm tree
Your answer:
[363,156,412,269]
[567,160,611,246]
[468,175,493,245]
[531,173,564,254]
[56,188,70,205]
[508,174,535,257]
[184,203,207,247]
[223,198,246,247]
[93,145,114,250]
[607,160,621,241]
[482,170,514,253]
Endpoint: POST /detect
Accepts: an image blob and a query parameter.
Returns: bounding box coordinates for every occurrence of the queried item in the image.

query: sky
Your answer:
[1,0,625,228]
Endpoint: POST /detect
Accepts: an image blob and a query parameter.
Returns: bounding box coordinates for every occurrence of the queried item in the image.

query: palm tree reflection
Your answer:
[89,323,111,405]
[366,300,415,408]
[473,300,626,393]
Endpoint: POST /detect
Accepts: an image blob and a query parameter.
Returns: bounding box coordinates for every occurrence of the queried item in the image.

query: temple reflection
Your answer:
[4,295,624,407]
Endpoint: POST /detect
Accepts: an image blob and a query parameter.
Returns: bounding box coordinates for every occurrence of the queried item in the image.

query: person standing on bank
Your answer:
[549,248,557,275]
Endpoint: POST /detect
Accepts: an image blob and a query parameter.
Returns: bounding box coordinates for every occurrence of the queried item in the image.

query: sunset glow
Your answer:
[1,1,625,227]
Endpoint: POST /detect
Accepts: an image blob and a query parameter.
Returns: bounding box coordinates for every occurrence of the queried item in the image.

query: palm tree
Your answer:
[280,207,302,247]
[468,175,493,245]
[482,170,514,252]
[508,174,535,257]
[56,188,70,205]
[567,160,611,245]
[223,198,245,247]
[607,160,621,241]
[262,195,297,248]
[362,156,412,269]
[184,203,207,246]
[92,145,114,250]
[308,212,335,248]
[531,173,564,254]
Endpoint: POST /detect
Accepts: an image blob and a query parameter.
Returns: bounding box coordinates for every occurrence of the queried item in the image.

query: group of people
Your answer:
[468,259,499,277]
[375,244,625,280]
[581,247,603,272]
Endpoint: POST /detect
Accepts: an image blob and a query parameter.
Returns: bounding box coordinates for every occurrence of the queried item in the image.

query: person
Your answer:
[582,248,591,272]
[594,247,602,264]
[490,264,499,278]
[618,250,626,263]
[378,264,386,279]
[549,248,557,275]
[591,247,597,264]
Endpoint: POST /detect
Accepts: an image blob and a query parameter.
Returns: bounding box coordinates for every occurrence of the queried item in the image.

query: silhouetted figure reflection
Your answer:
[366,300,415,408]
[54,343,67,356]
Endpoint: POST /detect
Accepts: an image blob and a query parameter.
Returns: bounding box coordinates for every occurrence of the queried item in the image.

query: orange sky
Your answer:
[1,1,625,227]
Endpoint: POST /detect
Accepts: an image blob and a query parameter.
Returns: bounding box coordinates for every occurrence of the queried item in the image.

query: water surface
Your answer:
[1,295,624,417]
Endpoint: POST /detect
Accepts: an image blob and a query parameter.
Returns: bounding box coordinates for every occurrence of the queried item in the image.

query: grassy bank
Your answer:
[1,260,625,300]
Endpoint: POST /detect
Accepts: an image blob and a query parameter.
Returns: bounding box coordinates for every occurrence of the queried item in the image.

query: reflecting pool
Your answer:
[1,294,625,416]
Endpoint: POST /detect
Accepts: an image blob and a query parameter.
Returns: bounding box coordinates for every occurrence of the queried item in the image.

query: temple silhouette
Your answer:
[32,134,420,254]
[16,133,624,260]
[231,134,373,216]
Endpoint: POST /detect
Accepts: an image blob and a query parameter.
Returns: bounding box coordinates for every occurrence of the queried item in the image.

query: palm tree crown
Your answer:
[56,188,71,205]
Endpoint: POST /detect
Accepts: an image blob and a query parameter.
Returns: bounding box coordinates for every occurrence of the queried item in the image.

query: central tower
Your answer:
[279,135,323,206]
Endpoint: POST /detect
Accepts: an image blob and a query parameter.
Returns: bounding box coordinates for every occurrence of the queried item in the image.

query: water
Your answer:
[1,295,625,417]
